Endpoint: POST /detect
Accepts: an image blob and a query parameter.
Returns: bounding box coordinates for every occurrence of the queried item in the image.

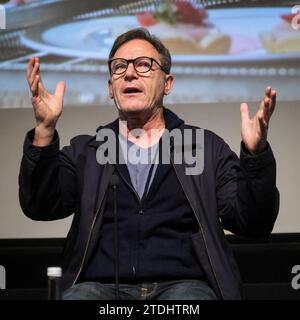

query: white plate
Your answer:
[21,7,300,62]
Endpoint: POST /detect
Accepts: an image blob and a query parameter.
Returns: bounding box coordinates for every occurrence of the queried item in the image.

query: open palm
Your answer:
[27,57,65,128]
[240,86,276,154]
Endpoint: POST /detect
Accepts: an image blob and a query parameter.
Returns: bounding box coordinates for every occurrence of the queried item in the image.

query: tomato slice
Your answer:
[136,13,157,27]
[176,2,207,25]
[281,13,297,24]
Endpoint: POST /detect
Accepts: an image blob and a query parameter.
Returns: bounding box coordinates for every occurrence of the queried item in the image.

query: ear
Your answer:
[164,74,174,95]
[108,79,114,99]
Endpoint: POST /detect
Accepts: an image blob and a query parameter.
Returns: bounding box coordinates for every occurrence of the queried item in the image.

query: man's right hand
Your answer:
[27,57,65,146]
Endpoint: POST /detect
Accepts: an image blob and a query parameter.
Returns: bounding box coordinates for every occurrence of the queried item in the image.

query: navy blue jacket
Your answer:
[18,108,279,299]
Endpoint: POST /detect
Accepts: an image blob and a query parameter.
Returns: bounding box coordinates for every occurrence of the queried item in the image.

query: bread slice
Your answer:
[260,31,300,53]
[148,22,231,54]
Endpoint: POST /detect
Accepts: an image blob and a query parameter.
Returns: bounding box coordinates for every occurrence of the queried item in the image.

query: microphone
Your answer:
[110,173,120,299]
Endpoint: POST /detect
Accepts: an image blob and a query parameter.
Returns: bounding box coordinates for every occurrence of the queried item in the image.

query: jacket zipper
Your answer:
[73,167,142,286]
[171,158,224,300]
[117,169,141,203]
[72,188,108,286]
[117,169,141,278]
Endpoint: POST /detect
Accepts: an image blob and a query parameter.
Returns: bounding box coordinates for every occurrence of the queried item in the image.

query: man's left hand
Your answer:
[240,86,276,154]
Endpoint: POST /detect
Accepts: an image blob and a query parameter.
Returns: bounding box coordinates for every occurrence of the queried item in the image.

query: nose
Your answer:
[124,61,138,80]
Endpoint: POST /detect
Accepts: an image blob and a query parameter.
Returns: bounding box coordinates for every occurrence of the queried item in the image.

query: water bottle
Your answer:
[47,266,62,300]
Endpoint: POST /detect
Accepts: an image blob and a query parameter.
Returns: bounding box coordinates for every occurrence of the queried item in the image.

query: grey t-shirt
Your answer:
[119,134,159,199]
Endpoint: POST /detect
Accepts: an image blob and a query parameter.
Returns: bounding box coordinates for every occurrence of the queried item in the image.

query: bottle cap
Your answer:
[47,267,62,277]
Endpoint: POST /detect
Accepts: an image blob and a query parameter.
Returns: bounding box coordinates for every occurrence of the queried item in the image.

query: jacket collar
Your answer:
[88,107,185,148]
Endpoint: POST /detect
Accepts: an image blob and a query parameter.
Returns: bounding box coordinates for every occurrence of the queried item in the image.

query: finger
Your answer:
[260,94,275,128]
[240,102,250,122]
[265,85,272,98]
[26,57,35,80]
[55,81,66,100]
[263,88,276,114]
[257,95,268,121]
[258,109,267,133]
[29,61,40,87]
[38,80,46,98]
[261,96,271,121]
[28,58,40,87]
[31,74,40,98]
[27,57,39,80]
[269,89,276,115]
[261,86,271,109]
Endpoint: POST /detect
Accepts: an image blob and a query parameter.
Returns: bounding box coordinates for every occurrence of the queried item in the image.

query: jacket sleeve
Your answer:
[216,138,280,238]
[18,128,78,221]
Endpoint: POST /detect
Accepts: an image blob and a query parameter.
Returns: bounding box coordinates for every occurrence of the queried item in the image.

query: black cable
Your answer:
[111,174,120,300]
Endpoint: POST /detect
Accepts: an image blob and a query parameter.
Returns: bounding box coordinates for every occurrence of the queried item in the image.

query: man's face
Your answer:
[108,39,173,116]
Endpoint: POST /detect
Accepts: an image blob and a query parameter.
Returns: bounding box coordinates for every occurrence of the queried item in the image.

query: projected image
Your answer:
[17,2,300,60]
[0,0,300,108]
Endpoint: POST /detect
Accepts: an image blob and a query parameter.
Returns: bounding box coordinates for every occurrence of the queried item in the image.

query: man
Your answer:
[19,28,279,300]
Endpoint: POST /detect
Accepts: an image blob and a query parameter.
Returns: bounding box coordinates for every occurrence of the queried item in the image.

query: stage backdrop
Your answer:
[0,0,299,238]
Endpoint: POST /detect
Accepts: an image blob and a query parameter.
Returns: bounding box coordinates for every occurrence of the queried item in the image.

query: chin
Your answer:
[118,103,150,115]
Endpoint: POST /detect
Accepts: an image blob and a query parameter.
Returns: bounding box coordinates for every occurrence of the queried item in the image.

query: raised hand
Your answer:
[27,57,65,146]
[240,86,276,154]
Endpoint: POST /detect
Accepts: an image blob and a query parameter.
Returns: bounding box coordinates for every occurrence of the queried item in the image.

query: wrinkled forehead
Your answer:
[112,39,161,61]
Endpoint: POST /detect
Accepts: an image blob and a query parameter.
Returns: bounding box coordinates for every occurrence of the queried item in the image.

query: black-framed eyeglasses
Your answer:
[108,56,167,75]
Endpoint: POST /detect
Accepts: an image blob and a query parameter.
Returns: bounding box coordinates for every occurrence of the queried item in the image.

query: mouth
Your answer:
[123,86,143,95]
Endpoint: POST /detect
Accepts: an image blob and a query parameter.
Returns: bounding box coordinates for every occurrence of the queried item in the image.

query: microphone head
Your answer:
[110,174,120,187]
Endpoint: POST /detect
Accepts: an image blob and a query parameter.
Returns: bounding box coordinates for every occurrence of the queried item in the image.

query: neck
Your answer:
[119,107,165,147]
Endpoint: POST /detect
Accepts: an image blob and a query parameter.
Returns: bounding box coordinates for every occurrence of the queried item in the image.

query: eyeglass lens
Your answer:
[110,57,153,75]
